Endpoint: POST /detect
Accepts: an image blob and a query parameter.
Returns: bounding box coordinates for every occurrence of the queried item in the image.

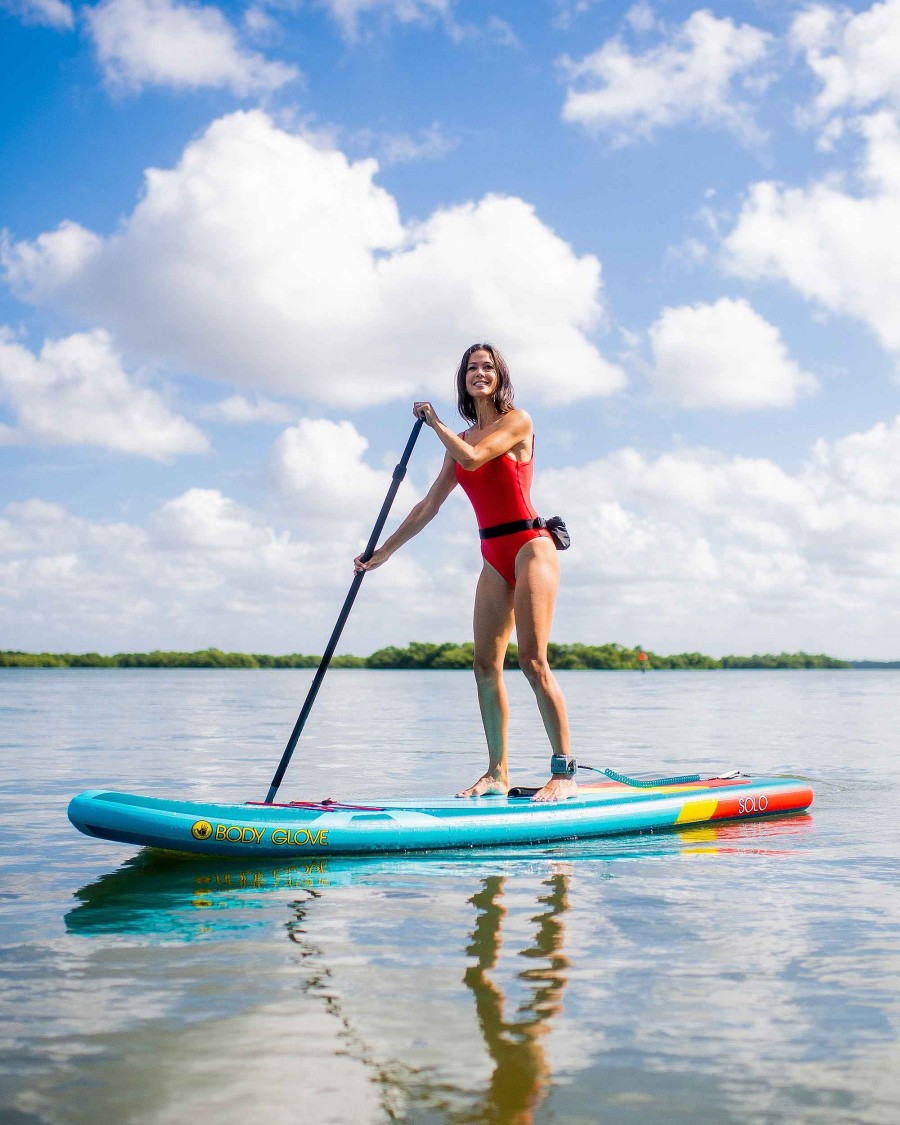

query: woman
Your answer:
[354,343,575,802]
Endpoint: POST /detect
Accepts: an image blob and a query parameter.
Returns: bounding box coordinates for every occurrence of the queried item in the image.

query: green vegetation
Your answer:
[0,643,852,670]
[718,653,852,669]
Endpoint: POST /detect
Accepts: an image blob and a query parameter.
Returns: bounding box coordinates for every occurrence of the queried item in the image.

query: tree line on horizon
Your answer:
[0,642,854,670]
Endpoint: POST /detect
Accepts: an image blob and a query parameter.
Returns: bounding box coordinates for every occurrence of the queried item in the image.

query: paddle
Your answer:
[263,417,425,804]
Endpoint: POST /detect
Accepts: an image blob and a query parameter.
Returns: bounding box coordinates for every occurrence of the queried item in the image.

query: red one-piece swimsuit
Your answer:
[455,435,552,586]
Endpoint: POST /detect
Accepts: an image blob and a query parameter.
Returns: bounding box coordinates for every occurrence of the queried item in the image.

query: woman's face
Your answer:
[465,349,498,401]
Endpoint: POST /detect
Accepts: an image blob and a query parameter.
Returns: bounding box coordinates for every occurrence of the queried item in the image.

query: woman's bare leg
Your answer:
[514,539,575,803]
[457,562,515,797]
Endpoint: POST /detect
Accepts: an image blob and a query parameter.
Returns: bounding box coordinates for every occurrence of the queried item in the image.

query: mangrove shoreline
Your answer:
[1,643,889,671]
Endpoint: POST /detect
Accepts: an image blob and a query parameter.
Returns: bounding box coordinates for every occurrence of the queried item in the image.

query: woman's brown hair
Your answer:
[455,343,515,425]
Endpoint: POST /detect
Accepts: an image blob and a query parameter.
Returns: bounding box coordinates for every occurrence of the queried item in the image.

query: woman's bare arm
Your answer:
[414,403,531,471]
[354,452,458,572]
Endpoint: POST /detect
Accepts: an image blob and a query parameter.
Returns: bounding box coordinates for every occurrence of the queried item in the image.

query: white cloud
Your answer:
[625,2,657,34]
[811,415,900,502]
[560,9,772,143]
[358,122,458,166]
[3,416,899,657]
[199,394,296,424]
[648,297,818,410]
[1,220,103,301]
[791,0,900,123]
[150,488,268,551]
[536,416,900,655]
[0,490,325,649]
[317,0,453,40]
[485,16,521,49]
[0,328,208,460]
[552,0,599,30]
[243,4,277,37]
[268,417,417,521]
[84,0,298,95]
[722,112,900,355]
[3,0,73,29]
[2,110,625,409]
[0,423,446,653]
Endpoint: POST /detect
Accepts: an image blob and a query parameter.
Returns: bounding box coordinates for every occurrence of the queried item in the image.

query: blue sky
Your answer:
[1,0,898,658]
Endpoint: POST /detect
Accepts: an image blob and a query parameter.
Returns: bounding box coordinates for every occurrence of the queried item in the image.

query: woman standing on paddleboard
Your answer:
[354,343,575,803]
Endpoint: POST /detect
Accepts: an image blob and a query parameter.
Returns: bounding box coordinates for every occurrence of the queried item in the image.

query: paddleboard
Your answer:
[68,773,812,858]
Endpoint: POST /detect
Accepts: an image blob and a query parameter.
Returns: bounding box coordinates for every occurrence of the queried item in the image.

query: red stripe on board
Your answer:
[712,786,814,820]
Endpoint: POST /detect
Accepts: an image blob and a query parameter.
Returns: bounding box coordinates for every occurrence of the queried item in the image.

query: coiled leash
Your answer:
[589,766,703,787]
[556,756,703,787]
[507,758,746,797]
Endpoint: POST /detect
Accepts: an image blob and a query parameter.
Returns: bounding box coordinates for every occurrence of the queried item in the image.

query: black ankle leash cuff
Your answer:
[550,754,577,777]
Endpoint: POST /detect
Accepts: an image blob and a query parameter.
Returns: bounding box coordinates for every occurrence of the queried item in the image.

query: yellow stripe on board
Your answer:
[675,798,719,824]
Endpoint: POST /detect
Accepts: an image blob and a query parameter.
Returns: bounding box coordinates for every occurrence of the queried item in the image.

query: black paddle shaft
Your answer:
[264,418,425,803]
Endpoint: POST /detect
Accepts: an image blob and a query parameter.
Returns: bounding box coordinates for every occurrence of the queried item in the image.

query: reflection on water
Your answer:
[64,816,811,942]
[4,669,900,1124]
[285,868,572,1125]
[50,807,900,1125]
[10,831,900,1124]
[463,873,568,1124]
[67,851,575,1124]
[53,815,827,1125]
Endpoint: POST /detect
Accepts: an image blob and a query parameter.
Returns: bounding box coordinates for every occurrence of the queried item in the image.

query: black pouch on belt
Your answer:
[542,516,571,551]
[479,515,571,550]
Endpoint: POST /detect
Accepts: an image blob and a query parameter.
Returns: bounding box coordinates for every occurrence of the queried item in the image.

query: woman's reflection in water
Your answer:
[465,871,570,1125]
[285,869,572,1124]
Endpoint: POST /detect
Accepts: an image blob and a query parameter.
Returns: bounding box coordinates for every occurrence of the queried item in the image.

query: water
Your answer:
[1,669,899,1124]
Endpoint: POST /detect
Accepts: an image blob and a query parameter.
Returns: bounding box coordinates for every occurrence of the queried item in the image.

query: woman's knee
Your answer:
[473,654,504,684]
[518,652,552,687]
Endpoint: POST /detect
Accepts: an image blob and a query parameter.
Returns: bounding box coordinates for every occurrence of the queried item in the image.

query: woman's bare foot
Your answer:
[532,776,578,803]
[456,772,509,798]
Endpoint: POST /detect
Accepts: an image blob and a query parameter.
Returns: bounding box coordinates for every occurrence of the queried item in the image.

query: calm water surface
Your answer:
[1,669,899,1124]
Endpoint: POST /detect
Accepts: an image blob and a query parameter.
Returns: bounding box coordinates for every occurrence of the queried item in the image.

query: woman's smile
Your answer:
[466,350,498,397]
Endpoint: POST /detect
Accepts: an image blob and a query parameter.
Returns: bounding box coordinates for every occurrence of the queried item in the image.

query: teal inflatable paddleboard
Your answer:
[68,773,812,858]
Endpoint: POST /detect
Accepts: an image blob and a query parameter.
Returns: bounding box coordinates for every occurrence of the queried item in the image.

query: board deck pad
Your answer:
[68,774,813,858]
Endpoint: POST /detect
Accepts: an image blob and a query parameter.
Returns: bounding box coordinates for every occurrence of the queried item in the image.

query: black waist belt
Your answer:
[479,517,546,540]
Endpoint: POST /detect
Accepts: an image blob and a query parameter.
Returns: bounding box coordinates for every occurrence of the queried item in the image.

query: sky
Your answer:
[0,0,898,659]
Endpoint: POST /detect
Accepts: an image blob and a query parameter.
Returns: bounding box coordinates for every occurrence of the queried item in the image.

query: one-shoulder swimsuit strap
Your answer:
[454,434,551,586]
